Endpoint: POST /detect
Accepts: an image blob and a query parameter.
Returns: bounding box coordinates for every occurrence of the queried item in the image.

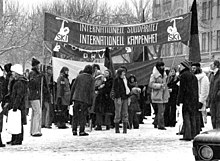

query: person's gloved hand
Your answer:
[13,108,17,112]
[199,102,203,109]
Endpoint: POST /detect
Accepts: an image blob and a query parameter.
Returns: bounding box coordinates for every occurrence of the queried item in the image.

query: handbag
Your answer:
[7,109,22,134]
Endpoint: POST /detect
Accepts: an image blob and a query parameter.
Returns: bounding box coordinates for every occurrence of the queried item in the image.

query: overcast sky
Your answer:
[8,0,129,10]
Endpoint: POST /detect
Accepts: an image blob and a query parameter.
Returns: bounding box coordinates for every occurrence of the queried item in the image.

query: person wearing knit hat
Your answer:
[32,57,40,67]
[29,57,45,137]
[180,59,191,69]
[11,64,23,76]
[177,59,199,141]
[7,64,28,145]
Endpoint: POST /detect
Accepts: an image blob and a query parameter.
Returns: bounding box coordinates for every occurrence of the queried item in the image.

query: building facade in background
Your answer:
[152,0,220,66]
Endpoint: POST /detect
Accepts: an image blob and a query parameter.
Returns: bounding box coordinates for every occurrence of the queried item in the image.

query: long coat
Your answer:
[94,77,114,114]
[177,68,199,113]
[71,73,95,106]
[208,70,220,128]
[56,74,71,106]
[9,76,28,125]
[0,76,5,132]
[28,68,41,101]
[149,66,170,104]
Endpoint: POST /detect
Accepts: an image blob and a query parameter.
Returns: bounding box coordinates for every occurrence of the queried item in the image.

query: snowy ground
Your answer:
[0,111,213,161]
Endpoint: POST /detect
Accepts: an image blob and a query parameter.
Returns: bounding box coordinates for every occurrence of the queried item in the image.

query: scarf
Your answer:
[123,77,130,95]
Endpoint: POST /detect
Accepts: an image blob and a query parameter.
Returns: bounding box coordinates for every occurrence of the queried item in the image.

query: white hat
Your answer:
[11,64,23,75]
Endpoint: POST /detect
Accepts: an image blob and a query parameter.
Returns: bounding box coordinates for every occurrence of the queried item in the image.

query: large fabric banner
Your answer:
[52,57,106,82]
[44,12,191,47]
[53,42,126,61]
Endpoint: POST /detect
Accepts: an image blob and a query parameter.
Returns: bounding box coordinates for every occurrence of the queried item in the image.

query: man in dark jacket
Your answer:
[9,64,28,145]
[207,60,220,129]
[177,60,199,141]
[0,66,5,147]
[29,58,43,137]
[70,65,95,136]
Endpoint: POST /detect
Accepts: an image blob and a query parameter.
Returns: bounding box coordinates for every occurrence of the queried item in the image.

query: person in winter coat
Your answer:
[164,67,179,127]
[128,87,141,129]
[207,60,220,129]
[0,66,6,147]
[149,61,170,130]
[177,60,199,141]
[94,70,114,130]
[8,64,28,145]
[113,68,130,134]
[192,62,210,131]
[29,58,43,137]
[56,67,71,129]
[70,65,95,136]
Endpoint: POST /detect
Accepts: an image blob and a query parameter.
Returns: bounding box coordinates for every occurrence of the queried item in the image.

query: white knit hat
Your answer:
[11,64,23,75]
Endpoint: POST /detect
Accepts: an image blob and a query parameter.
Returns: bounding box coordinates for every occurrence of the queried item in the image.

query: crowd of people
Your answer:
[0,57,219,147]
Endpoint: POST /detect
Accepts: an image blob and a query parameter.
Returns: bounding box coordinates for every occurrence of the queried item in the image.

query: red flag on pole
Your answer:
[104,47,115,78]
[188,0,201,62]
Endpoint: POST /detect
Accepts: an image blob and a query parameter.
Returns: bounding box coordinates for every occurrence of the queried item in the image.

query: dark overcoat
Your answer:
[0,76,5,132]
[71,73,95,106]
[94,78,114,114]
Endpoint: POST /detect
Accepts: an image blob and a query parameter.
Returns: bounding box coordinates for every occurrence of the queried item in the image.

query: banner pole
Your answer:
[40,41,45,109]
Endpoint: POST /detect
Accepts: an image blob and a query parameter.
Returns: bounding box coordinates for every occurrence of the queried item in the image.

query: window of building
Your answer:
[163,0,172,13]
[202,2,207,20]
[202,33,207,52]
[162,44,171,57]
[174,42,183,55]
[217,30,220,50]
[174,0,183,9]
[208,1,213,19]
[207,32,212,51]
[217,0,220,17]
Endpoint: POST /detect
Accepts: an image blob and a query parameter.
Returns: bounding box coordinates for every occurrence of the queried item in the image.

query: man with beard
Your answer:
[56,67,71,129]
[9,64,28,145]
[177,60,199,141]
[149,61,170,130]
[191,62,209,133]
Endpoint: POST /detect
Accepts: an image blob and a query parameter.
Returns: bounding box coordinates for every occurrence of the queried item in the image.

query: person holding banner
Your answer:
[8,64,28,145]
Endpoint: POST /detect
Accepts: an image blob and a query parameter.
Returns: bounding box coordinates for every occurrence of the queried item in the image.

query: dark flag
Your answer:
[104,47,115,78]
[189,0,201,62]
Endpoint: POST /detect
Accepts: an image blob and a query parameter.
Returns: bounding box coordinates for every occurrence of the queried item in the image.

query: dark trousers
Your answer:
[12,123,24,143]
[57,105,68,127]
[182,110,197,140]
[128,110,139,129]
[96,113,111,126]
[72,101,88,133]
[164,102,177,127]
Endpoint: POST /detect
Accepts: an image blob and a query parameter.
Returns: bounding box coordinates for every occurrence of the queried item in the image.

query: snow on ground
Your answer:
[0,111,213,161]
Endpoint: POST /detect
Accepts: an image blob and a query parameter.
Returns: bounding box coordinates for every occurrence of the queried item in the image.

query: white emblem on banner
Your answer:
[54,17,70,43]
[166,17,183,42]
[53,43,61,52]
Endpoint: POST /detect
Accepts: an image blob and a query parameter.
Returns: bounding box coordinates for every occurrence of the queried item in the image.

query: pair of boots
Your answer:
[115,122,127,134]
[0,133,5,147]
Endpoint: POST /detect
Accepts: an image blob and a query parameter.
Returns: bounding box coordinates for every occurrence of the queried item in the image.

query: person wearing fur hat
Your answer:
[177,59,199,141]
[0,66,6,147]
[7,64,28,145]
[56,67,71,129]
[29,57,43,137]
